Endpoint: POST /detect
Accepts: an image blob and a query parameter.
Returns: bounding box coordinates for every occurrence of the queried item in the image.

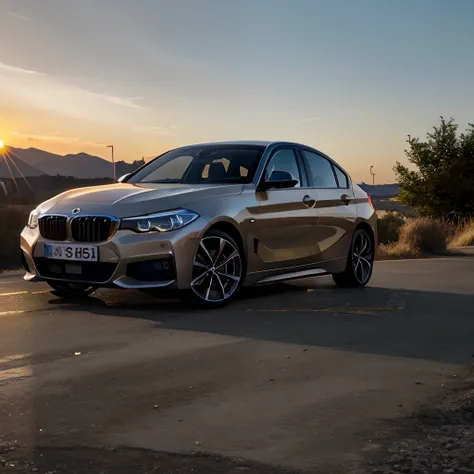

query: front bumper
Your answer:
[20,217,209,290]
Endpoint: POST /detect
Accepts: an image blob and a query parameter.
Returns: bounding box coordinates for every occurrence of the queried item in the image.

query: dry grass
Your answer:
[376,216,474,260]
[376,217,448,260]
[397,217,447,253]
[376,241,420,260]
[448,219,474,248]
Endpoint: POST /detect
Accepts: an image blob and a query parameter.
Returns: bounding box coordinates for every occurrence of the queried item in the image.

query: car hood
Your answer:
[38,183,245,218]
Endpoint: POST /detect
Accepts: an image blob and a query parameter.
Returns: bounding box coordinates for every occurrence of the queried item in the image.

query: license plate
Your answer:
[44,244,98,262]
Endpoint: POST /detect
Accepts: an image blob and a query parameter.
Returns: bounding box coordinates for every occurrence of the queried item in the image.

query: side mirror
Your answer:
[118,173,131,183]
[259,170,299,191]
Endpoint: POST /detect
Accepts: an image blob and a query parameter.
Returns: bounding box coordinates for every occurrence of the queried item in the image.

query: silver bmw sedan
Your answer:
[20,141,377,307]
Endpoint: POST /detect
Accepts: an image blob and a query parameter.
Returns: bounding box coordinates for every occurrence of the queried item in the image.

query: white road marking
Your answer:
[0,310,25,317]
[0,291,28,297]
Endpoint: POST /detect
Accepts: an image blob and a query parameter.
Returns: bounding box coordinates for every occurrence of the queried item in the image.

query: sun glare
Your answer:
[0,140,4,149]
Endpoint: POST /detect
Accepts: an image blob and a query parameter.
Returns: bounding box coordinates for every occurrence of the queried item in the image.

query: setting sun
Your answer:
[0,140,4,149]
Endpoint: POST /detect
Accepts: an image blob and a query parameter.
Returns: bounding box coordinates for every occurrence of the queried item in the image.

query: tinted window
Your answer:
[140,155,193,182]
[333,165,349,188]
[129,145,264,184]
[264,149,301,188]
[302,151,337,188]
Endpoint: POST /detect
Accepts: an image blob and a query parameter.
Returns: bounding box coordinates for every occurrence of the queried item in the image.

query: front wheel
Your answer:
[47,281,97,297]
[332,228,374,288]
[185,229,244,308]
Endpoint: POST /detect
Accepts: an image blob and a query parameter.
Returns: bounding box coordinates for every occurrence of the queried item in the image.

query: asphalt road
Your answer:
[1,255,473,473]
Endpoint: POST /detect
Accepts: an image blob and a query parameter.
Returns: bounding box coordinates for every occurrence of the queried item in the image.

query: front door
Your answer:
[250,148,320,273]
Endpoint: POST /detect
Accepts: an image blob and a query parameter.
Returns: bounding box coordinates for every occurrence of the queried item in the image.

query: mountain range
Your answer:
[0,147,145,179]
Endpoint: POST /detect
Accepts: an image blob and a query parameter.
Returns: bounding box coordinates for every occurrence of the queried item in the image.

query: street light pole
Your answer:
[107,145,116,181]
[370,165,375,186]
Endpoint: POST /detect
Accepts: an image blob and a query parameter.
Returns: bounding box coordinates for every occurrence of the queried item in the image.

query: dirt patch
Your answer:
[364,367,474,474]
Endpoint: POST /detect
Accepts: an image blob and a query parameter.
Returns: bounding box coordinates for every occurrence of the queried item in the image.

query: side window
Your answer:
[302,151,337,188]
[333,165,349,188]
[264,149,301,188]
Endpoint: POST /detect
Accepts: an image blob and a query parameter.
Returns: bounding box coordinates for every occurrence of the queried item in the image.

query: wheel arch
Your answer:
[203,219,246,259]
[354,220,376,251]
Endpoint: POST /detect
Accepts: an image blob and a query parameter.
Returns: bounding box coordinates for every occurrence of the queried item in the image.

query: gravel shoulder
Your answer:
[363,365,474,474]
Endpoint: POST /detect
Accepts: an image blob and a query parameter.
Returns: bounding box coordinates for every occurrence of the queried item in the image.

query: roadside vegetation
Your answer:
[377,116,474,259]
[449,219,474,247]
[0,204,32,270]
[395,117,474,220]
[377,213,474,259]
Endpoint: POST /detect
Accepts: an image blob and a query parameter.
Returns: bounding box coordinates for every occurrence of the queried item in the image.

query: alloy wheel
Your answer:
[191,235,242,303]
[351,231,373,284]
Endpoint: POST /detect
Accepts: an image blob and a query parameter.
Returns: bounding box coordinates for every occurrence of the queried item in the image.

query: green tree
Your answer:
[394,117,474,219]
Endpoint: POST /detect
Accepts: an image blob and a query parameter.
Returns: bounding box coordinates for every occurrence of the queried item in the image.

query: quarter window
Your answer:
[333,165,349,188]
[302,151,338,188]
[264,149,301,188]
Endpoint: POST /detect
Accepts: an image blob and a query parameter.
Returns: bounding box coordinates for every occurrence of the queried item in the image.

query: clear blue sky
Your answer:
[1,0,473,182]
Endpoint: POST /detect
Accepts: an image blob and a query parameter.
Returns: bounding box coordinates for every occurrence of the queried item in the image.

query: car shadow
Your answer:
[46,282,309,315]
[47,276,474,366]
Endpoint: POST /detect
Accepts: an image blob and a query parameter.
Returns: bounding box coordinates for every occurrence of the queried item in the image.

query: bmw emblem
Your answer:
[72,208,81,214]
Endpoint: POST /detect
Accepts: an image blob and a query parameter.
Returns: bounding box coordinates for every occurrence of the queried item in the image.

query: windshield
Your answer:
[128,145,266,185]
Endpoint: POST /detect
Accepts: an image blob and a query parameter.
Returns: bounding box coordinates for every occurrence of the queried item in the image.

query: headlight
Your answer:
[120,209,199,233]
[27,209,39,229]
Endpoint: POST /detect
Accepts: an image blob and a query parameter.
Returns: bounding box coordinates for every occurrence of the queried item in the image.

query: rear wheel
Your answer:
[185,229,243,308]
[47,281,97,297]
[332,228,374,288]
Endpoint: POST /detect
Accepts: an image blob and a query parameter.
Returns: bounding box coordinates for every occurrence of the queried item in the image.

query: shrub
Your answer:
[376,217,448,260]
[397,218,447,254]
[395,117,474,219]
[377,212,405,244]
[449,219,474,247]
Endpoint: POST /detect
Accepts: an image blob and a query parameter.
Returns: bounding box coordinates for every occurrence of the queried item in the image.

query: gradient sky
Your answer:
[1,0,473,183]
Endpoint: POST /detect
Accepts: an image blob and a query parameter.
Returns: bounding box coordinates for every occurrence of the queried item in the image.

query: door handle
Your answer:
[340,194,351,205]
[303,195,316,208]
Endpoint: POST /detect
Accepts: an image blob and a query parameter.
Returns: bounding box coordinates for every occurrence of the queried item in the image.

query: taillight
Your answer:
[367,194,374,209]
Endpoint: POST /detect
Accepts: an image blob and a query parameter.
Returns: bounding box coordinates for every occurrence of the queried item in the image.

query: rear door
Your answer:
[299,149,357,262]
[251,148,320,272]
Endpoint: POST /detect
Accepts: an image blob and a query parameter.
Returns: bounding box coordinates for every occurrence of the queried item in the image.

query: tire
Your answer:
[332,227,374,288]
[184,229,244,308]
[47,281,97,297]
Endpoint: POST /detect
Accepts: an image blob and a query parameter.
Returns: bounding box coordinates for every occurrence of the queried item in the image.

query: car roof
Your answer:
[178,140,309,148]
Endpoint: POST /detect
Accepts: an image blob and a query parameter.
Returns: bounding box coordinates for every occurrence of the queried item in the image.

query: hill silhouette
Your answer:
[5,147,145,179]
[0,150,46,179]
[358,182,399,198]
